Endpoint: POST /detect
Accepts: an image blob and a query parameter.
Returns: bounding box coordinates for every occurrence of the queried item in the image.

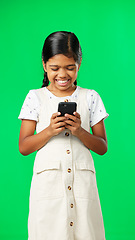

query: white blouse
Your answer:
[18,86,109,127]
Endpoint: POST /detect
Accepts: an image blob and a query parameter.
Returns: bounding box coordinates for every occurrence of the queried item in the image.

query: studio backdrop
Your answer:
[0,0,135,239]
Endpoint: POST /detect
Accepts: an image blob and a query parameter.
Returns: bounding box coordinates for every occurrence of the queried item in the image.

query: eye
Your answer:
[67,68,75,71]
[51,68,58,71]
[51,67,75,71]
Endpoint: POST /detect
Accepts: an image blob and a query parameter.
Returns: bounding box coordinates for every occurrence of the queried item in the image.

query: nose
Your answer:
[57,68,67,78]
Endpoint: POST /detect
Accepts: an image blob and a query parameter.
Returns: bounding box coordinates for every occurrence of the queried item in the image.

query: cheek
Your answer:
[72,71,78,79]
[48,72,56,80]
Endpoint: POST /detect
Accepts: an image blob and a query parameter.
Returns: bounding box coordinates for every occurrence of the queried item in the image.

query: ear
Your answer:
[42,59,47,72]
[78,58,82,71]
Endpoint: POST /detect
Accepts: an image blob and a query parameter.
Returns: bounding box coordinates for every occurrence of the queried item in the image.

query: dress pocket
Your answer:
[74,161,96,200]
[35,160,64,200]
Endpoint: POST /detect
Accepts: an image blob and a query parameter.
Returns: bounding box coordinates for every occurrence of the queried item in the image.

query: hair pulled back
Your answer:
[41,31,82,87]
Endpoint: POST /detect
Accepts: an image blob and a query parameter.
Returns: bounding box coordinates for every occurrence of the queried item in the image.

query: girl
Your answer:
[18,31,109,240]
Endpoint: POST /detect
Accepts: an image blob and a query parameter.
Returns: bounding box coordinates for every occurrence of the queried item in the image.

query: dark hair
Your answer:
[41,31,82,87]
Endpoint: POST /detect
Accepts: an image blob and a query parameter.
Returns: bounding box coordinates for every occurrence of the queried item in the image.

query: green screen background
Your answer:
[0,0,135,239]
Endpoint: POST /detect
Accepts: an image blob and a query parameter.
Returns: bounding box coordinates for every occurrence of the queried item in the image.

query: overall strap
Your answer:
[76,87,90,132]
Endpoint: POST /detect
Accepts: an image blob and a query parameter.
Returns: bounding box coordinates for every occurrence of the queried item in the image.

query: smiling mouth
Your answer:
[56,79,70,83]
[55,79,70,86]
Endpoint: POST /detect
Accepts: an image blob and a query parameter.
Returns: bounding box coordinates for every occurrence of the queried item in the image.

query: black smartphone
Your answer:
[58,102,77,116]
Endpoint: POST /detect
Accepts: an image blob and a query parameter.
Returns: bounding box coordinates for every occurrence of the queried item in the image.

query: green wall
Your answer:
[0,0,135,239]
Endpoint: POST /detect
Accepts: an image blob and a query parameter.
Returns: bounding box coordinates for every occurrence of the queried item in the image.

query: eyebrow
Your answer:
[49,64,76,67]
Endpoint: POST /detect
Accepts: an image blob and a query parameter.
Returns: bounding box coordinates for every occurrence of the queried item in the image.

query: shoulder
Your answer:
[21,88,43,110]
[78,86,99,95]
[87,89,100,98]
[29,87,45,96]
[78,86,100,101]
[28,87,46,102]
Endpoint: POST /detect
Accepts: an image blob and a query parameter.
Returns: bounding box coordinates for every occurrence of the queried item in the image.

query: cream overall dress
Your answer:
[28,87,106,240]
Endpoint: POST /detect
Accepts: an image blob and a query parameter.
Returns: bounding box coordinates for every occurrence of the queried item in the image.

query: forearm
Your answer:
[19,126,52,156]
[76,127,108,155]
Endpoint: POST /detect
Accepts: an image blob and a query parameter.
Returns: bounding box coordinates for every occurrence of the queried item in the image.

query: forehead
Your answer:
[47,54,76,66]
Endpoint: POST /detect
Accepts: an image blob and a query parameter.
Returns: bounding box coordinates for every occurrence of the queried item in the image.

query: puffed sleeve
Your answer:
[18,90,40,122]
[87,89,109,127]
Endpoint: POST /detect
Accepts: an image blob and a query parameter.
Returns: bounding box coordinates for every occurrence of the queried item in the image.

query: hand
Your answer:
[64,112,82,137]
[48,112,67,136]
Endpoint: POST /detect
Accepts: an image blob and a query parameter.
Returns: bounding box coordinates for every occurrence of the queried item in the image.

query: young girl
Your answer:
[18,31,109,240]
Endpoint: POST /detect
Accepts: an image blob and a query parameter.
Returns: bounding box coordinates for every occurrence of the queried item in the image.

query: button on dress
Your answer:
[24,87,107,240]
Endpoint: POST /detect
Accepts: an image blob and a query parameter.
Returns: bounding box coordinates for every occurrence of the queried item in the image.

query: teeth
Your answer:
[56,79,69,83]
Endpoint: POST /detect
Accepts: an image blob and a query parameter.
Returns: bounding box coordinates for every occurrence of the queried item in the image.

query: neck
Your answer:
[46,85,77,97]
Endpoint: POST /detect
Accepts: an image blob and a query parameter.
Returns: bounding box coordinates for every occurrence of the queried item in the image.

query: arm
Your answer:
[76,120,107,155]
[64,112,108,155]
[19,113,67,156]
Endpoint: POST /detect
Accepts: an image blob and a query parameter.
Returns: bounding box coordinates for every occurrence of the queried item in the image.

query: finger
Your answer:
[73,112,80,119]
[64,114,77,122]
[64,120,76,126]
[64,124,73,131]
[51,112,61,119]
[55,126,65,134]
[55,121,66,128]
[54,116,67,123]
